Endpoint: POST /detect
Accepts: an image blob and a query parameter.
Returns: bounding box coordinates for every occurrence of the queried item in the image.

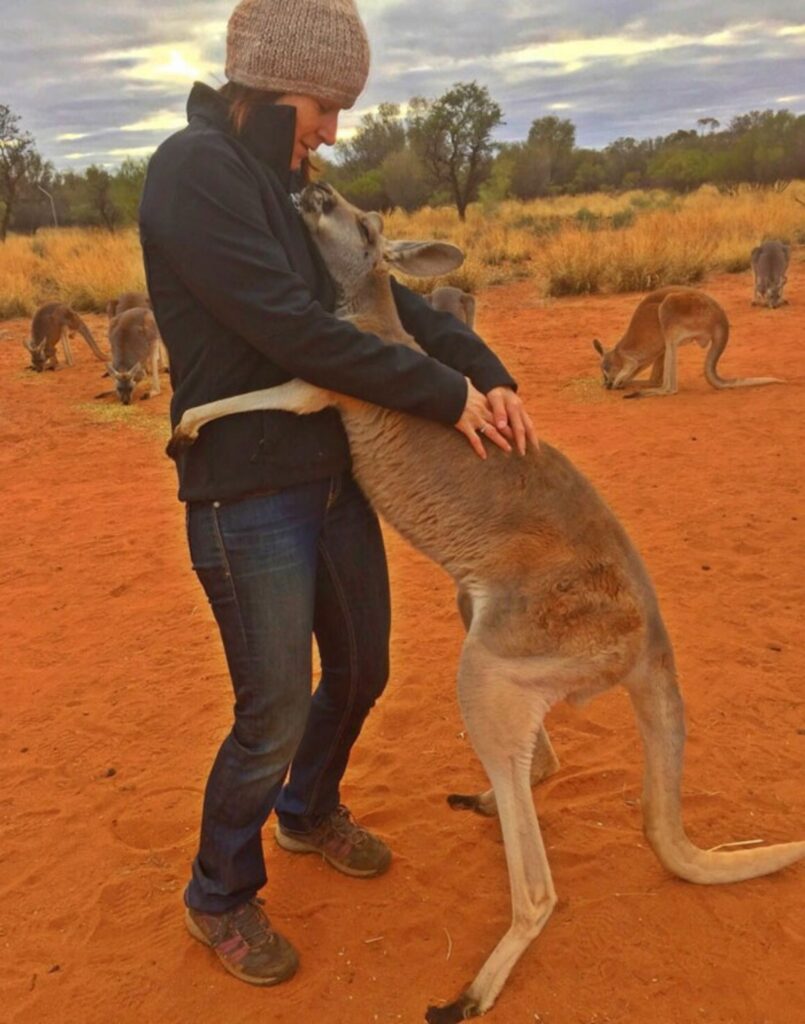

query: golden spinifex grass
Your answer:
[0,185,803,318]
[387,184,805,296]
[0,228,145,319]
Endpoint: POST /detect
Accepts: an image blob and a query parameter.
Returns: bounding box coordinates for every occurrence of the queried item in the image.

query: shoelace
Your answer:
[328,805,369,846]
[231,898,273,948]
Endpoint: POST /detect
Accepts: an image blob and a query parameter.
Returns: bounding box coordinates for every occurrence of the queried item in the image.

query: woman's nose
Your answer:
[318,110,339,146]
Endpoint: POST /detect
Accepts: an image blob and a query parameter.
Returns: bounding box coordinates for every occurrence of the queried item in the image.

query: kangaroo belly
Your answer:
[340,406,650,661]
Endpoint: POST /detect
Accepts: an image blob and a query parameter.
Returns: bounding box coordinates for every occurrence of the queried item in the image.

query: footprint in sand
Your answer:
[110,786,201,851]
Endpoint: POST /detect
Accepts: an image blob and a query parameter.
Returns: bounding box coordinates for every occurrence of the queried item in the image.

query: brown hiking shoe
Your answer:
[185,897,298,986]
[275,805,392,878]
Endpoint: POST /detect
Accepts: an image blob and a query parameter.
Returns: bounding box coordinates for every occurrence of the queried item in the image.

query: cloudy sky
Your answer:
[2,1,803,170]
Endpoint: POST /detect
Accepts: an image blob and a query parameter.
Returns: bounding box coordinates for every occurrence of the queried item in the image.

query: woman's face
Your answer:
[277,94,342,170]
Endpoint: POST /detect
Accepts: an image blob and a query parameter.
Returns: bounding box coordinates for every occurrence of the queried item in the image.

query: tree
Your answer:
[0,105,42,241]
[111,158,149,223]
[84,165,119,231]
[380,148,430,211]
[696,117,720,135]
[408,82,503,220]
[336,102,406,175]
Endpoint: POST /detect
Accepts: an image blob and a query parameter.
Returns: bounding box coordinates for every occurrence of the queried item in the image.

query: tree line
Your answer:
[2,86,804,238]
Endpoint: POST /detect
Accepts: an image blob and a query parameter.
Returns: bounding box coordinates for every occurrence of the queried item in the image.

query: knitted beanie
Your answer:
[225,0,370,109]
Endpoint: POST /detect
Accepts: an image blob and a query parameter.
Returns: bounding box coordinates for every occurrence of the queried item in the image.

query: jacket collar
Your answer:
[186,82,296,189]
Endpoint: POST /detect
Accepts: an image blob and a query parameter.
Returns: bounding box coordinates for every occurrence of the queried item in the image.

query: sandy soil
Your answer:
[1,262,803,1024]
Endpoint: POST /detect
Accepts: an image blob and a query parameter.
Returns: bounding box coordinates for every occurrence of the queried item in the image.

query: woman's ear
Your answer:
[383,240,465,278]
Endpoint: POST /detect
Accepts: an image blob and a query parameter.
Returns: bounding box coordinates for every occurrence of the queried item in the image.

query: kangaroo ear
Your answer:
[130,361,143,378]
[593,338,605,356]
[383,240,465,278]
[23,338,35,353]
[106,300,117,318]
[106,362,118,378]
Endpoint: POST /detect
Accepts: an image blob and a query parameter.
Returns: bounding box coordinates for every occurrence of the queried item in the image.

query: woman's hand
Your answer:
[454,380,512,459]
[486,386,539,456]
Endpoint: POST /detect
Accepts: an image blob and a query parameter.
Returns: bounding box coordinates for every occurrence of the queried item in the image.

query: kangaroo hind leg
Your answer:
[447,725,559,817]
[427,645,560,1022]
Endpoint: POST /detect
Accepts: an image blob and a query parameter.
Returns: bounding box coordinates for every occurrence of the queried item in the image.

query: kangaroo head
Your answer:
[108,361,144,404]
[765,282,784,308]
[298,182,464,303]
[24,337,47,372]
[592,338,619,388]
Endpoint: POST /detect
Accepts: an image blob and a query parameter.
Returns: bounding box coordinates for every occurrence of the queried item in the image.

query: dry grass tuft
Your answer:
[0,229,145,319]
[1,184,803,318]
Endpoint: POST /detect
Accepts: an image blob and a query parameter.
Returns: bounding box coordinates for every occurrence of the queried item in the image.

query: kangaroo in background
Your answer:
[24,302,106,372]
[593,286,783,398]
[106,291,169,371]
[425,285,476,329]
[106,307,161,404]
[167,183,803,1023]
[106,291,151,319]
[751,240,790,308]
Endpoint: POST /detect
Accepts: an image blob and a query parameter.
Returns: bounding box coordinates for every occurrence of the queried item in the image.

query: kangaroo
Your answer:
[167,183,804,1023]
[425,285,476,329]
[24,302,106,372]
[106,307,161,405]
[106,291,169,371]
[106,291,151,319]
[592,286,783,398]
[751,240,790,308]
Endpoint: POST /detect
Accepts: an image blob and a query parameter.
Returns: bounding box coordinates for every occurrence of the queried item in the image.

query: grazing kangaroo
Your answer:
[106,307,161,404]
[593,287,783,398]
[106,291,169,371]
[426,285,476,329]
[751,240,790,308]
[168,183,804,1023]
[106,291,151,319]
[24,302,106,372]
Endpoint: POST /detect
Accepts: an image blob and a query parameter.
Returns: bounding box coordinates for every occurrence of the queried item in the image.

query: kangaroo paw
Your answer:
[447,793,498,817]
[165,431,197,460]
[426,994,480,1023]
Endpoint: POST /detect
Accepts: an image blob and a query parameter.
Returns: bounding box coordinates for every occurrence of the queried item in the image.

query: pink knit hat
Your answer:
[225,0,371,109]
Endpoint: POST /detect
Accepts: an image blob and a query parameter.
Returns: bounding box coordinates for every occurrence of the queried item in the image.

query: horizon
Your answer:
[2,1,803,172]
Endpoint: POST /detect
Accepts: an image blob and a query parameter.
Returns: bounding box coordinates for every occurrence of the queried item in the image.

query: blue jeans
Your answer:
[184,474,391,913]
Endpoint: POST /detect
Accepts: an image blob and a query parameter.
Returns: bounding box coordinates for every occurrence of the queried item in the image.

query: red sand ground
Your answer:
[1,263,803,1024]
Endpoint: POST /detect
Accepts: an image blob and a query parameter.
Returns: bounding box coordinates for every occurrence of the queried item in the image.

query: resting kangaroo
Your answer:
[751,240,790,308]
[168,183,804,1022]
[24,302,106,372]
[592,287,783,397]
[426,285,476,329]
[106,307,161,404]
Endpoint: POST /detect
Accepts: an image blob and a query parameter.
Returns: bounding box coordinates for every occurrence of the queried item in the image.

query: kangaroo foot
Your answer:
[447,792,498,817]
[426,994,479,1023]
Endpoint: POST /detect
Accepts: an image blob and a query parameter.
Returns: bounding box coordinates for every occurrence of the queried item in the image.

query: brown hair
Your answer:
[218,82,316,183]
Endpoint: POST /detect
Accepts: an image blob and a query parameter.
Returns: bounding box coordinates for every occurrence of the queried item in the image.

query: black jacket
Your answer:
[139,83,516,503]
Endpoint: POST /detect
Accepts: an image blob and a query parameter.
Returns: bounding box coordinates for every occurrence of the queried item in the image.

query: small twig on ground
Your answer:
[707,837,764,853]
[363,936,384,944]
[443,926,453,961]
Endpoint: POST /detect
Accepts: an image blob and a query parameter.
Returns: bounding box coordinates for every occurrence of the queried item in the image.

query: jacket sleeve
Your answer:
[390,277,518,394]
[145,137,467,427]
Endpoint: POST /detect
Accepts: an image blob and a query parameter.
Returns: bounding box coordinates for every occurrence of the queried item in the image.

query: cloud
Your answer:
[1,1,802,168]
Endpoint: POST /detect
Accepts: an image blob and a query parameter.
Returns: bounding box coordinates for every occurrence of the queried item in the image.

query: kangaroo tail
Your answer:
[75,316,108,362]
[704,315,784,390]
[627,665,805,884]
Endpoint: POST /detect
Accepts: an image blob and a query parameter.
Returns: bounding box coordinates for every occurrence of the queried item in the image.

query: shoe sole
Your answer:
[185,909,298,986]
[274,824,391,878]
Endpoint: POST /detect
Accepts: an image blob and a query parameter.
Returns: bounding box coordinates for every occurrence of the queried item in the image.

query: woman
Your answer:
[139,0,538,987]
